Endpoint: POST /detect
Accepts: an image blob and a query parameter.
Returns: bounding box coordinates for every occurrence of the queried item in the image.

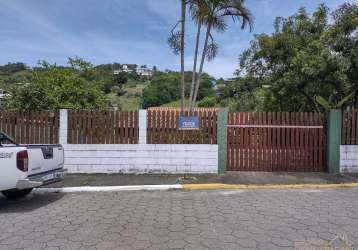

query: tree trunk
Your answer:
[298,89,321,112]
[180,0,186,113]
[353,83,358,107]
[188,22,202,113]
[191,23,212,108]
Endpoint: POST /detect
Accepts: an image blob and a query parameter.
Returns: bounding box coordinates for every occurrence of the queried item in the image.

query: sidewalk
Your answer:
[45,172,358,188]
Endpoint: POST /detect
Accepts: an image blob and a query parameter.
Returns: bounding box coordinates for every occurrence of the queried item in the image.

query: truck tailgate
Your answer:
[25,145,64,176]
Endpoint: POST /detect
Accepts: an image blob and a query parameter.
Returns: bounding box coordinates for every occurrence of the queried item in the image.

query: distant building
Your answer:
[0,89,11,106]
[136,67,153,77]
[0,89,9,99]
[121,65,132,73]
[113,64,153,77]
[113,64,133,75]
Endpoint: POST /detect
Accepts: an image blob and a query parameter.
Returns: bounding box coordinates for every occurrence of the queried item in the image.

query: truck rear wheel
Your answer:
[2,188,33,200]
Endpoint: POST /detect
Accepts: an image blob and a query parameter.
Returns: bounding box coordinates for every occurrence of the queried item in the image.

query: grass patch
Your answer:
[106,81,147,111]
[160,99,194,108]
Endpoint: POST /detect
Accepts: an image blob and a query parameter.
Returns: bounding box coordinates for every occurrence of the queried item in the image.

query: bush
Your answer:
[197,96,216,107]
[111,86,125,96]
[9,58,106,110]
[142,71,216,108]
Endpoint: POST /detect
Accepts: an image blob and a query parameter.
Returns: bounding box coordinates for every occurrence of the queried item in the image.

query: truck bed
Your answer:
[0,142,65,192]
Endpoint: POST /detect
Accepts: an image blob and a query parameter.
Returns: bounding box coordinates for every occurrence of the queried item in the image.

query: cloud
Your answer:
[144,0,180,24]
[183,55,238,79]
[203,58,238,79]
[0,0,354,78]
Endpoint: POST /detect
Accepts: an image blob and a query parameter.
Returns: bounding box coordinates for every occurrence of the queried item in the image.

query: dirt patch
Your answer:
[44,172,358,188]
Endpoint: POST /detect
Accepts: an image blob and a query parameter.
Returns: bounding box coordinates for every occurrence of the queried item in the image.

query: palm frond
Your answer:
[205,41,219,61]
[211,16,227,32]
[222,0,254,31]
[167,31,182,55]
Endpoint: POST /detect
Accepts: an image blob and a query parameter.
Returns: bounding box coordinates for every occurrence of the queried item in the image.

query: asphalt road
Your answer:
[0,188,357,250]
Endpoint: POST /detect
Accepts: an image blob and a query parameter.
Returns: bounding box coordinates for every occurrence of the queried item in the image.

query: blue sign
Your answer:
[178,116,200,130]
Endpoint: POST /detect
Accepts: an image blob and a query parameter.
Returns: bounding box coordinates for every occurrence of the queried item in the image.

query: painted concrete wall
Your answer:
[59,109,218,174]
[340,145,358,173]
[64,144,218,174]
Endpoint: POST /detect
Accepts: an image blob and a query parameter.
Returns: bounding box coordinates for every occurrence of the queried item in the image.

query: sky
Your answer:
[0,0,356,78]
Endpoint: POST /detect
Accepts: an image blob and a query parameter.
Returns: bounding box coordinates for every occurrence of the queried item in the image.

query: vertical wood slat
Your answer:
[0,110,59,144]
[146,108,217,144]
[295,113,299,170]
[277,112,282,171]
[317,113,322,171]
[227,111,326,172]
[302,112,307,172]
[227,113,232,169]
[233,112,238,170]
[66,110,138,144]
[243,112,249,171]
[352,111,356,145]
[114,111,119,144]
[342,109,358,145]
[342,111,347,145]
[314,113,319,171]
[147,109,151,144]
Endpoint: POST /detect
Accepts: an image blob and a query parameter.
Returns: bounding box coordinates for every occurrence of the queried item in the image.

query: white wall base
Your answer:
[340,145,358,173]
[64,144,218,174]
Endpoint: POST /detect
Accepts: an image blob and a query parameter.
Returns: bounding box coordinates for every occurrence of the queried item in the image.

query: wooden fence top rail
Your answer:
[148,107,218,111]
[227,125,324,129]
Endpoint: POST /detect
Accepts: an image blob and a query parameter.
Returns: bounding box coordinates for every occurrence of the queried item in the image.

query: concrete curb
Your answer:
[34,182,358,193]
[34,184,183,193]
[182,182,358,190]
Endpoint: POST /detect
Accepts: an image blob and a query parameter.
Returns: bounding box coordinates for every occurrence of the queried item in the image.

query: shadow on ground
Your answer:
[0,192,65,213]
[44,172,358,188]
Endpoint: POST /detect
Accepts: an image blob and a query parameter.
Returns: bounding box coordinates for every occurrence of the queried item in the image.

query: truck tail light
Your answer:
[16,150,28,172]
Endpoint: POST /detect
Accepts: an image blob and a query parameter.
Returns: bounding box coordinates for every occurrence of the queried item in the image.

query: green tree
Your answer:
[113,72,128,86]
[142,71,215,108]
[324,3,358,106]
[8,58,106,110]
[197,96,216,107]
[0,62,31,88]
[0,62,26,74]
[231,3,357,112]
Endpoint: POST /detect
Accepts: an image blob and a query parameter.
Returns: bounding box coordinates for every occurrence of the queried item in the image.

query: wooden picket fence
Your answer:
[68,110,138,144]
[227,112,326,172]
[147,108,217,144]
[342,109,358,145]
[0,110,59,144]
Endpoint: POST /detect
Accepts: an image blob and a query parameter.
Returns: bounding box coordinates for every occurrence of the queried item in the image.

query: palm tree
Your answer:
[180,0,186,113]
[168,1,187,113]
[188,0,253,110]
[188,1,202,113]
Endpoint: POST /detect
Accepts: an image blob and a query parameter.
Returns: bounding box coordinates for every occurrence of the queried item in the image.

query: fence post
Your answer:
[327,109,342,173]
[218,108,228,173]
[59,109,68,145]
[139,109,147,144]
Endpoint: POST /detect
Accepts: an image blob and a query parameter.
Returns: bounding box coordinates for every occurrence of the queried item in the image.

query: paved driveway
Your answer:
[0,188,357,250]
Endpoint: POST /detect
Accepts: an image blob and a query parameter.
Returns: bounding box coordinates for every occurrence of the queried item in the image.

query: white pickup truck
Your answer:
[0,132,66,199]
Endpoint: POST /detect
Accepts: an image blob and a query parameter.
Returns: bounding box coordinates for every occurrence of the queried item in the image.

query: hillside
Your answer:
[0,62,218,110]
[107,81,148,110]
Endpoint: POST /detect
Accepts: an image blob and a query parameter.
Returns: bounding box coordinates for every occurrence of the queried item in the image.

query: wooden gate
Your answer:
[227,112,326,172]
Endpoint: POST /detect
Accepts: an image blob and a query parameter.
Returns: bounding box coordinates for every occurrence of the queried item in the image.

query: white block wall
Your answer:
[340,145,358,173]
[64,144,218,174]
[59,109,218,174]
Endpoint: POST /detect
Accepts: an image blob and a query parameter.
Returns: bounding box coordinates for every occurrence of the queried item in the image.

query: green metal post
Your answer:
[217,108,228,173]
[327,109,342,173]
